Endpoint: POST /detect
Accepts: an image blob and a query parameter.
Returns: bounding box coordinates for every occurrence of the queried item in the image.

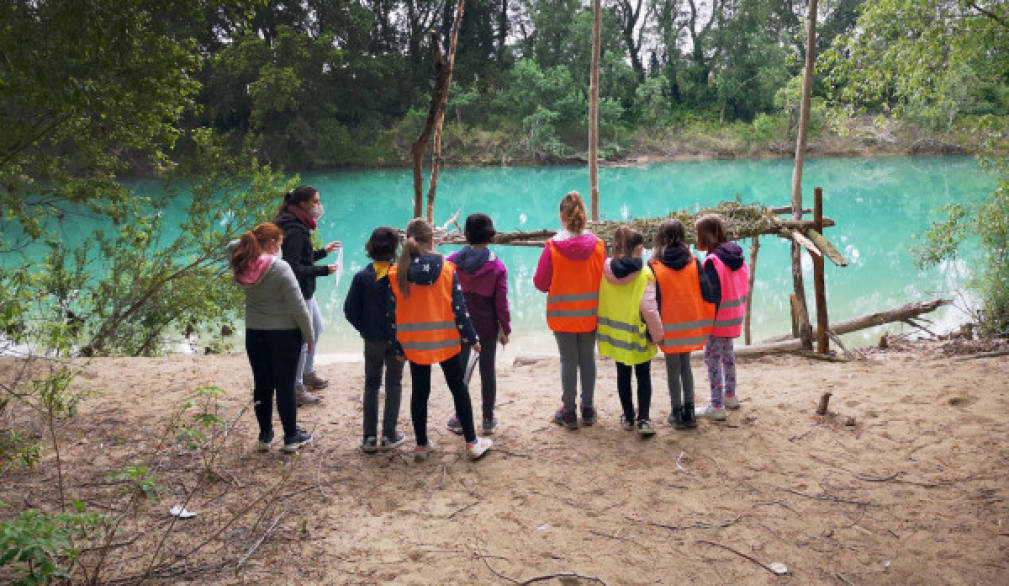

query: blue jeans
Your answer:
[295,297,323,385]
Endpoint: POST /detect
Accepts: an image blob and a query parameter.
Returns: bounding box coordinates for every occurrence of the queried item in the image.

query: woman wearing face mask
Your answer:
[274,185,341,406]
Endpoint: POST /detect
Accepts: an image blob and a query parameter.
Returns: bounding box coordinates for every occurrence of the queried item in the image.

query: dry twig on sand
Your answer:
[474,548,608,585]
[236,510,288,574]
[695,540,781,576]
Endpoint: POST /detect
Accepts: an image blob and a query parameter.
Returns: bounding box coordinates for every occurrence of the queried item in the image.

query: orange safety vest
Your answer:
[545,237,605,333]
[650,258,716,353]
[388,261,461,365]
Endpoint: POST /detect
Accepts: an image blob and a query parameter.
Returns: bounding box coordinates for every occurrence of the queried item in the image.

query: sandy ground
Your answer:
[2,341,1008,584]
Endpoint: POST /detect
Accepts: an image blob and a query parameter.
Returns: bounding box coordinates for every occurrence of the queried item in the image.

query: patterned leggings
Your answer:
[704,336,736,407]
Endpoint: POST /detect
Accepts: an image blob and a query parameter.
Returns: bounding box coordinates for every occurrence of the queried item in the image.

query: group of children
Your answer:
[341,190,749,461]
[231,186,749,460]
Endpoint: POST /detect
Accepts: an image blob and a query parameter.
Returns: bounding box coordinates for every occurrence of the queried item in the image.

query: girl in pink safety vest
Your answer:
[694,214,749,421]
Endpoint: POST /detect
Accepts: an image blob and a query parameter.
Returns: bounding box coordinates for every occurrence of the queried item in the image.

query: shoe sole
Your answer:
[282,439,312,452]
[361,445,378,454]
[446,427,464,435]
[467,450,490,461]
[637,428,656,437]
[379,439,406,451]
[256,443,271,452]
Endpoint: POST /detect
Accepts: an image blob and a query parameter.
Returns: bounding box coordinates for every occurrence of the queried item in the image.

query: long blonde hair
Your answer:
[395,218,435,297]
[559,191,588,233]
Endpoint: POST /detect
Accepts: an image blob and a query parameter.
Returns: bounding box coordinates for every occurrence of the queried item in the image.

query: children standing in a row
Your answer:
[388,218,493,461]
[445,214,511,435]
[534,192,606,429]
[597,226,663,435]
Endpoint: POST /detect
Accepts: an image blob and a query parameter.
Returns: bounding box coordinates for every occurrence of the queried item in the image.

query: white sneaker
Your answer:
[696,403,727,421]
[724,395,740,410]
[466,437,493,461]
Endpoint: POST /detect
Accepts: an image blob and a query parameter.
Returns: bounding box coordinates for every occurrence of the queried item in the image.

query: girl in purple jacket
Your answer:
[445,213,511,435]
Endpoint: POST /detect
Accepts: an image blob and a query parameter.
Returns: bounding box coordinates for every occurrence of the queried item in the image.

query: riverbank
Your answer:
[1,339,1006,583]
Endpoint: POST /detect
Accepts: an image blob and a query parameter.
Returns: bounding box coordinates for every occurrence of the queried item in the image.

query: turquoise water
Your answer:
[3,156,995,355]
[301,156,994,354]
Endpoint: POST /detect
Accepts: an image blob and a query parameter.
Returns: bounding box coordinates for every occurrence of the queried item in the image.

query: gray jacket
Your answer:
[228,241,313,341]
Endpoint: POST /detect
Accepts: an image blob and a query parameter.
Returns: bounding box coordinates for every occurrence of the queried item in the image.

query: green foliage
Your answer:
[111,466,162,501]
[0,502,101,586]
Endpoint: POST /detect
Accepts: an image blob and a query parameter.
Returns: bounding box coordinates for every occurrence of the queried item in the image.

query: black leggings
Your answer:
[245,329,303,441]
[460,340,497,421]
[410,354,476,445]
[616,360,652,422]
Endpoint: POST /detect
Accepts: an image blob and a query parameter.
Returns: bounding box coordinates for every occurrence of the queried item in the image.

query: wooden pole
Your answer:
[790,0,818,351]
[426,0,466,223]
[588,0,601,222]
[813,187,829,353]
[744,235,759,345]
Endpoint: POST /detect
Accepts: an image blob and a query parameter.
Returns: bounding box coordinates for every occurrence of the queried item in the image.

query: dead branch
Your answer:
[695,539,781,576]
[474,548,608,585]
[626,513,743,532]
[236,510,288,574]
[816,392,832,416]
[779,487,874,506]
[953,349,1009,361]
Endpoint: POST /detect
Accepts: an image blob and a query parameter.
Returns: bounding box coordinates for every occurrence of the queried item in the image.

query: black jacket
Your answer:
[344,263,395,342]
[275,212,329,300]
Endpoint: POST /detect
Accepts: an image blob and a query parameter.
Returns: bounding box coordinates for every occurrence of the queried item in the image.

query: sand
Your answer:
[1,341,1007,584]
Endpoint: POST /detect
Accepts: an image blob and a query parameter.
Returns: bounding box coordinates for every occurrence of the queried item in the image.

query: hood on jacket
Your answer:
[550,232,599,261]
[452,246,493,274]
[405,253,445,285]
[275,211,311,235]
[658,245,693,270]
[711,242,745,270]
[235,255,275,285]
[610,256,643,279]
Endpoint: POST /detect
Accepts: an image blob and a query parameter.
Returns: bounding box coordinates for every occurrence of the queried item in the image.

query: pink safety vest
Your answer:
[707,254,749,338]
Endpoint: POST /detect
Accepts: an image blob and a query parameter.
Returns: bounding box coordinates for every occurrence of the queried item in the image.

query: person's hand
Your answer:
[326,263,339,275]
[500,334,510,346]
[472,342,482,354]
[325,241,341,254]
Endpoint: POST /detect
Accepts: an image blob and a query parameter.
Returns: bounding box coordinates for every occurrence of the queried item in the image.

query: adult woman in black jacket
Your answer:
[274,185,341,405]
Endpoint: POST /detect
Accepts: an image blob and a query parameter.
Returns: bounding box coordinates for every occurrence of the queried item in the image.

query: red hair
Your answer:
[231,223,283,275]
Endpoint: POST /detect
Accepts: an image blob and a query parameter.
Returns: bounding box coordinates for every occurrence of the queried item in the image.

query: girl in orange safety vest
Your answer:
[533,191,605,429]
[694,214,750,421]
[649,219,718,429]
[388,218,493,461]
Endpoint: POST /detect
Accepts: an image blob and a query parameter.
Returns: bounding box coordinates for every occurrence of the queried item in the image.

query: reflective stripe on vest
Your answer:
[596,267,657,365]
[545,238,605,333]
[389,262,461,365]
[707,254,749,338]
[651,258,716,354]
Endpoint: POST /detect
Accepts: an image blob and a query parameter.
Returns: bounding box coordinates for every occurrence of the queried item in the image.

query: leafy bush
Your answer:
[0,502,101,586]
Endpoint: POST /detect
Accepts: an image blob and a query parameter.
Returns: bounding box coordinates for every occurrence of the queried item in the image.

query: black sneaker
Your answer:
[636,419,656,437]
[282,429,313,452]
[361,436,378,454]
[682,403,697,428]
[554,407,578,429]
[669,406,687,430]
[380,432,406,451]
[256,431,274,452]
[581,406,597,426]
[621,415,635,431]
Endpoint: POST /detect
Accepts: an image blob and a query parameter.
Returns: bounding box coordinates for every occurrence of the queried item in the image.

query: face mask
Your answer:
[310,203,325,219]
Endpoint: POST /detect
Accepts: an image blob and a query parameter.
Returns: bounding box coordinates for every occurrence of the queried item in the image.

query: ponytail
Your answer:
[275,184,318,218]
[395,218,435,297]
[612,225,644,257]
[231,223,283,276]
[654,219,688,258]
[559,191,588,233]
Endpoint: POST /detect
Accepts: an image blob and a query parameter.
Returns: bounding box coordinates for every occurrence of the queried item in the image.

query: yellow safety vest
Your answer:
[596,267,657,365]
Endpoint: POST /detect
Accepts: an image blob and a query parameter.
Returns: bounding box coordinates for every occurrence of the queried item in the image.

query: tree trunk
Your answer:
[588,0,601,222]
[790,0,818,351]
[426,0,466,223]
[410,31,450,218]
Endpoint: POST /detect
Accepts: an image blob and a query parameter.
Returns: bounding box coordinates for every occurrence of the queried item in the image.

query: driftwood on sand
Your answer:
[735,298,950,358]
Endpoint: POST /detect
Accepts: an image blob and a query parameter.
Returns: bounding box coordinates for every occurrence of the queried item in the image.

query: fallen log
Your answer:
[740,298,950,357]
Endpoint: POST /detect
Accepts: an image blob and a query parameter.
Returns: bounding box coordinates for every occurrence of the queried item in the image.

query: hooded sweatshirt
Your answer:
[226,241,313,341]
[275,210,330,300]
[702,242,746,306]
[533,229,601,292]
[602,256,664,344]
[343,261,395,341]
[446,246,511,339]
[387,253,479,359]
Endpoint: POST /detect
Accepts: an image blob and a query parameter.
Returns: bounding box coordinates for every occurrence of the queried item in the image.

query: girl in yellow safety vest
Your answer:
[649,220,718,429]
[597,226,664,436]
[388,218,493,462]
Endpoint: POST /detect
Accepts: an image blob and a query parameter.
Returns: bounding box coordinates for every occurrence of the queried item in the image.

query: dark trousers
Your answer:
[410,354,476,445]
[363,339,404,440]
[245,329,302,441]
[460,338,497,421]
[665,352,694,409]
[616,360,652,421]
